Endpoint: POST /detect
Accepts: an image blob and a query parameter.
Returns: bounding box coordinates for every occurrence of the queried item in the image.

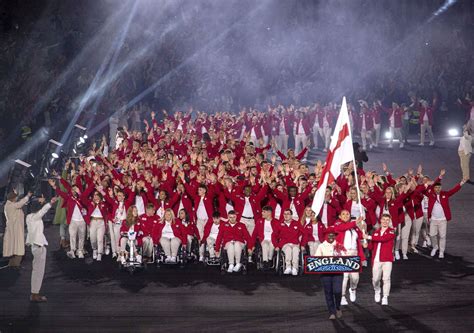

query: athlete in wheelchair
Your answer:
[202,211,223,266]
[118,206,144,273]
[153,208,187,267]
[177,208,200,262]
[273,209,305,276]
[214,211,251,274]
[249,206,279,271]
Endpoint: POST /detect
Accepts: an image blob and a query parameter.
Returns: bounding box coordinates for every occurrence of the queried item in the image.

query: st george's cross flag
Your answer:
[311,97,355,215]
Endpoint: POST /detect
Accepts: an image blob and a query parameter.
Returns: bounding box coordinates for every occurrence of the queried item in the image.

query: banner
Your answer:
[304,256,361,274]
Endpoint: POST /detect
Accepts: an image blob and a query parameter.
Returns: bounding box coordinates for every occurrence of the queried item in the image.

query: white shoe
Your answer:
[112,252,117,259]
[67,250,76,259]
[96,254,102,262]
[120,256,126,264]
[381,296,388,306]
[429,141,435,146]
[430,247,438,257]
[291,268,298,276]
[369,144,374,150]
[248,256,253,263]
[395,250,400,260]
[426,238,432,247]
[418,142,424,146]
[199,256,204,262]
[439,252,444,259]
[170,256,177,263]
[227,264,235,273]
[403,254,408,260]
[349,288,356,302]
[93,250,98,260]
[341,296,348,306]
[284,267,292,275]
[165,256,171,263]
[400,143,404,148]
[136,255,142,263]
[323,148,328,152]
[375,292,381,303]
[77,251,84,259]
[422,241,427,248]
[233,263,242,272]
[105,246,111,256]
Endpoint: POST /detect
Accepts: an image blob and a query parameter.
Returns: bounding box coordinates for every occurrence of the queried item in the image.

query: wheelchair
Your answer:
[251,240,277,271]
[218,242,249,275]
[118,230,147,275]
[203,241,221,267]
[185,236,200,263]
[274,245,305,276]
[155,242,187,268]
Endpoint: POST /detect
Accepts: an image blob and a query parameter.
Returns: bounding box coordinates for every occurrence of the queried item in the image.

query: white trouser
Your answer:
[361,129,373,150]
[312,126,320,148]
[69,219,86,252]
[319,126,331,149]
[160,237,181,257]
[342,249,359,295]
[294,133,307,156]
[430,219,447,253]
[108,221,122,254]
[308,241,321,256]
[422,213,430,242]
[282,243,300,269]
[31,245,47,294]
[197,218,207,257]
[89,219,105,254]
[240,217,255,236]
[250,135,259,147]
[389,127,402,146]
[410,216,424,248]
[207,237,217,258]
[276,134,288,153]
[262,135,269,146]
[420,120,434,144]
[225,241,243,265]
[372,261,392,297]
[396,214,412,255]
[459,151,471,181]
[261,239,274,261]
[142,236,154,257]
[373,123,381,146]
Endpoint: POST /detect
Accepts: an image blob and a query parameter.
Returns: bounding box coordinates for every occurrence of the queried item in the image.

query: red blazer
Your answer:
[152,220,187,244]
[86,201,109,225]
[370,106,382,125]
[138,214,160,238]
[274,113,293,136]
[385,107,403,128]
[214,221,251,251]
[250,217,279,249]
[273,186,313,221]
[301,222,326,246]
[55,188,90,225]
[317,199,340,227]
[277,148,307,161]
[201,219,222,243]
[274,220,304,248]
[104,194,134,223]
[369,227,395,263]
[224,185,268,220]
[171,193,194,220]
[418,106,434,126]
[184,183,214,221]
[369,187,408,227]
[119,222,145,246]
[333,220,366,261]
[356,112,374,131]
[426,184,461,221]
[293,117,312,135]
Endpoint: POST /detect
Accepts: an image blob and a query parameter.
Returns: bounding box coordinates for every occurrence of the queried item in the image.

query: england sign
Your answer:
[304,256,361,274]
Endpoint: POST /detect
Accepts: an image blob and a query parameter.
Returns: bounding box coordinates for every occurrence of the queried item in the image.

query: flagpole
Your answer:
[342,97,364,218]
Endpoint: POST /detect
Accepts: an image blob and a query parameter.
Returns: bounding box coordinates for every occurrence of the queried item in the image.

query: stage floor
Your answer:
[1,137,474,332]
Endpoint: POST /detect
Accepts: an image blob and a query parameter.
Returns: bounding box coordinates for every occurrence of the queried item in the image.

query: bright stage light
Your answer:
[44,167,49,174]
[384,131,392,139]
[448,128,459,137]
[51,152,59,159]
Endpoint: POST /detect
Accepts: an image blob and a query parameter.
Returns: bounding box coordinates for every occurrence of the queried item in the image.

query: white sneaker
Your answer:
[136,255,142,263]
[112,252,117,259]
[97,254,102,262]
[105,246,111,256]
[381,296,388,305]
[431,247,438,257]
[341,296,348,306]
[400,143,404,149]
[284,267,292,275]
[233,263,242,272]
[439,252,444,259]
[248,257,253,263]
[323,148,328,152]
[418,142,424,146]
[165,256,171,263]
[93,250,98,260]
[349,289,356,302]
[429,141,435,146]
[426,238,432,247]
[403,254,408,260]
[120,256,126,264]
[199,256,204,262]
[170,256,177,263]
[422,241,427,248]
[77,251,84,259]
[227,264,235,273]
[67,250,76,259]
[291,268,298,276]
[395,250,400,260]
[369,144,374,150]
[375,292,381,303]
